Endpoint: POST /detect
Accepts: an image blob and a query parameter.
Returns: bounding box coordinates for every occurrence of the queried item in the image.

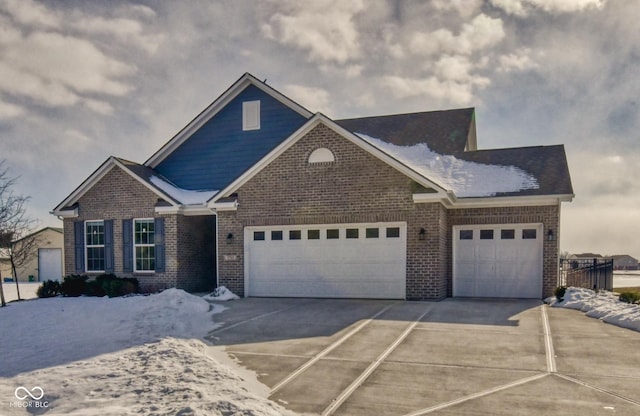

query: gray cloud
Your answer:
[0,0,639,259]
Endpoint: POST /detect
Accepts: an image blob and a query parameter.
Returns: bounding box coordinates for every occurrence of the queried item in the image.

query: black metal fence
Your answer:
[559,258,614,291]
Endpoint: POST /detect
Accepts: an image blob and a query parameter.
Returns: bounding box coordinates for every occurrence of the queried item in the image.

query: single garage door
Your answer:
[38,248,63,282]
[453,224,543,298]
[244,222,406,299]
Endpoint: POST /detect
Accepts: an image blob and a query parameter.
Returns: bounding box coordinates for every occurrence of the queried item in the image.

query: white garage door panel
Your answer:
[38,248,63,282]
[453,224,543,299]
[245,222,406,299]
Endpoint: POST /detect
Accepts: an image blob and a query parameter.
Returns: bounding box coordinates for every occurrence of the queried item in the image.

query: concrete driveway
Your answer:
[205,298,640,415]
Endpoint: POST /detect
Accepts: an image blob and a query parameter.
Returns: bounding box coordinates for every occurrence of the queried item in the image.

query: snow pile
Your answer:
[203,285,240,301]
[550,287,640,332]
[150,175,218,205]
[357,133,539,197]
[0,289,296,416]
[0,338,295,416]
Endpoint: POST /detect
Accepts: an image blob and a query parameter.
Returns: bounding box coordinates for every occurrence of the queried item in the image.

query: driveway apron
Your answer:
[205,298,640,415]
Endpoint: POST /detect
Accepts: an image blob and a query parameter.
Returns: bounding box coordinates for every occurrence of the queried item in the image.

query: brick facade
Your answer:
[63,166,215,292]
[217,123,562,300]
[64,126,562,299]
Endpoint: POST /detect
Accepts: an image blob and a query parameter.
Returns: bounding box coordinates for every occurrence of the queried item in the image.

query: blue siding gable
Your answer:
[155,85,309,190]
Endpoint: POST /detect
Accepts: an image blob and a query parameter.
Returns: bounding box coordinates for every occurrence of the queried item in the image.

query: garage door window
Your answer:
[289,230,301,240]
[501,229,515,239]
[480,229,494,240]
[327,229,340,239]
[254,231,265,241]
[308,229,320,240]
[366,228,379,238]
[346,228,359,239]
[459,230,473,240]
[386,227,400,238]
[522,229,537,239]
[271,230,283,241]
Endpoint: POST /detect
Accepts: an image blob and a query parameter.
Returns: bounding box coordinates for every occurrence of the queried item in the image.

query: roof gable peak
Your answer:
[145,73,313,168]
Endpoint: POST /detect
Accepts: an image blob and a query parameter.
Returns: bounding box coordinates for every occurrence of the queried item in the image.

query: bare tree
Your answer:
[0,160,37,306]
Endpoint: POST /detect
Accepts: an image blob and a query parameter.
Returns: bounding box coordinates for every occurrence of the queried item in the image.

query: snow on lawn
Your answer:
[357,133,539,197]
[2,282,40,303]
[613,271,640,288]
[0,289,296,416]
[549,287,640,332]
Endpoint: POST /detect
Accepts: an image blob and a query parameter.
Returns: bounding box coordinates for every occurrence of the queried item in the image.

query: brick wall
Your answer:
[218,123,448,299]
[217,122,563,300]
[63,165,214,292]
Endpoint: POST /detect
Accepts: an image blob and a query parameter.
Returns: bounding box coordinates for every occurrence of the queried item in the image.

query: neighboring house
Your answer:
[52,73,574,300]
[568,253,604,261]
[609,255,639,271]
[11,227,64,282]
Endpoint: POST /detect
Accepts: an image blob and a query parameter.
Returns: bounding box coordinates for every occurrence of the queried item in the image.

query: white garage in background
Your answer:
[38,248,63,282]
[453,223,543,298]
[244,222,406,299]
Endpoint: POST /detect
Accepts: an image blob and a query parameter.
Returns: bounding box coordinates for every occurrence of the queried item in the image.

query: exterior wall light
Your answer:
[418,228,426,241]
[547,229,554,241]
[226,233,234,244]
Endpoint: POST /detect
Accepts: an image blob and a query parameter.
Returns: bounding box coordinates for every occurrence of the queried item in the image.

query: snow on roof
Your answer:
[357,133,539,197]
[150,176,218,205]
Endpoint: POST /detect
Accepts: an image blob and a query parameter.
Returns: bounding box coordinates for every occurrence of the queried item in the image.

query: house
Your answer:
[568,253,603,261]
[52,73,574,300]
[609,255,639,271]
[10,227,64,282]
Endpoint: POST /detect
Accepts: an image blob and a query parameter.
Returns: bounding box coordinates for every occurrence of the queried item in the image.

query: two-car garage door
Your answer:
[453,224,543,299]
[245,222,406,299]
[244,221,543,299]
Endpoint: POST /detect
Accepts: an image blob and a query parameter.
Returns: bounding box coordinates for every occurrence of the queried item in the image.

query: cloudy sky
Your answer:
[0,0,638,258]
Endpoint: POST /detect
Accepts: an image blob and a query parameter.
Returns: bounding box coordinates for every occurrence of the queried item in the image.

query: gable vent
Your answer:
[308,147,335,164]
[243,100,260,131]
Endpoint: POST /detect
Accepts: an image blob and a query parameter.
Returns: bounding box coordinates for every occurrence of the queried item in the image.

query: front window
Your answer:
[85,221,105,272]
[134,219,155,272]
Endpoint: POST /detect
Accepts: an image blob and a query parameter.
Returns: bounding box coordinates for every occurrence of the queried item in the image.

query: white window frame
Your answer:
[242,100,260,131]
[133,218,155,273]
[85,220,105,273]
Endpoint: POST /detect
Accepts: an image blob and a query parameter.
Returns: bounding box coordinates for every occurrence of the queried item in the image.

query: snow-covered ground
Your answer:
[0,289,296,416]
[1,282,40,303]
[613,271,640,288]
[549,287,640,332]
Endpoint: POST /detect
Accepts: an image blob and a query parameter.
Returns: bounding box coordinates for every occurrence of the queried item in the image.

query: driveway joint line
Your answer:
[402,373,549,416]
[270,302,397,394]
[206,301,316,337]
[380,359,545,374]
[226,351,311,359]
[541,304,557,373]
[321,305,433,416]
[554,373,640,407]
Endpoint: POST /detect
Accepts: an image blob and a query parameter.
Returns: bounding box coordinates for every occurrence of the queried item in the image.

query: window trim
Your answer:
[133,218,156,273]
[242,100,260,131]
[85,220,105,273]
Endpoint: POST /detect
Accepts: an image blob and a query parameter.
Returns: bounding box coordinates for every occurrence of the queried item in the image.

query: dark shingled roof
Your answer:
[336,108,572,198]
[457,145,574,197]
[335,108,475,154]
[115,158,180,205]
